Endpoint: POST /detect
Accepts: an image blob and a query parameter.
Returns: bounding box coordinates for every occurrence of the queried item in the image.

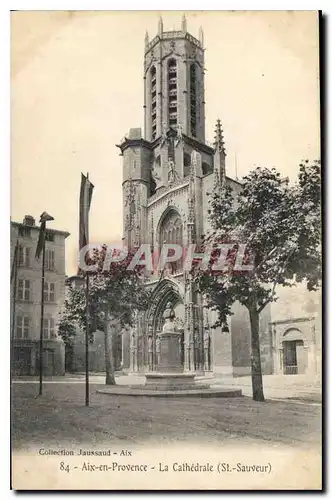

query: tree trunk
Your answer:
[104,315,116,385]
[248,306,265,401]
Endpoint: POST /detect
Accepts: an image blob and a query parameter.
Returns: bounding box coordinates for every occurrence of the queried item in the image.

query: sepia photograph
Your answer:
[10,10,322,490]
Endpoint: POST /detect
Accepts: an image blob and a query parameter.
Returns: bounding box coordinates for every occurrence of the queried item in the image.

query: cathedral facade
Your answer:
[117,17,255,377]
[117,17,320,379]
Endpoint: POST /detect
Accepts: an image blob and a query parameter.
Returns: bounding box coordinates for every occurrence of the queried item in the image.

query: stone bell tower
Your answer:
[118,16,210,250]
[144,14,205,143]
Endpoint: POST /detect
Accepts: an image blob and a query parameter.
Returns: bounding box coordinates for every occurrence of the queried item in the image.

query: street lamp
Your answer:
[36,211,54,396]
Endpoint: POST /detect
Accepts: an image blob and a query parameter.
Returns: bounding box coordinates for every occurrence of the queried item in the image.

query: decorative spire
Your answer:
[190,150,197,179]
[145,30,149,47]
[158,16,163,35]
[150,213,154,249]
[213,118,226,187]
[199,26,204,46]
[214,118,225,154]
[182,14,187,33]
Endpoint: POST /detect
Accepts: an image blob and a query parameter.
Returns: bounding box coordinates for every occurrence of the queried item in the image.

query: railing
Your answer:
[145,32,202,54]
[162,31,183,39]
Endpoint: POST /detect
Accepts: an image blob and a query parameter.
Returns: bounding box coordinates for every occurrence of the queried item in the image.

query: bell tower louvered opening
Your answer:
[168,58,178,128]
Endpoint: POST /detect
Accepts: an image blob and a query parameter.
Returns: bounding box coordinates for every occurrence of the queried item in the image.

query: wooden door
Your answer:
[283,341,298,374]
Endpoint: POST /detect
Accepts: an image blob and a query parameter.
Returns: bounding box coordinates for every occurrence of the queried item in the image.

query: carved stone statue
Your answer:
[148,335,153,353]
[152,163,163,189]
[130,329,137,350]
[168,158,178,185]
[162,302,176,333]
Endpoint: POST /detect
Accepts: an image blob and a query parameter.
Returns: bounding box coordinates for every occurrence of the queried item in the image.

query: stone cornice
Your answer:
[11,221,70,238]
[117,130,214,156]
[270,315,317,326]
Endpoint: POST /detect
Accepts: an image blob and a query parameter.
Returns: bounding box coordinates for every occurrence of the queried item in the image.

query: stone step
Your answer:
[96,387,242,398]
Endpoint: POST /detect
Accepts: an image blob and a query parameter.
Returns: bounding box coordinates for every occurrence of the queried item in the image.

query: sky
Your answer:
[11,11,320,276]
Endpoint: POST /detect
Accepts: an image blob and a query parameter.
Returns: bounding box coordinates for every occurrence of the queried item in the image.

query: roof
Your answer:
[11,220,70,238]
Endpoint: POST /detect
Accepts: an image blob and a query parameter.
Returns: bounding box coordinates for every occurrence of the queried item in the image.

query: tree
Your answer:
[58,247,151,385]
[196,161,321,401]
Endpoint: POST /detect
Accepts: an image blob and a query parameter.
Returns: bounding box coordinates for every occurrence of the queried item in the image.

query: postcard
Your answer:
[11,10,322,491]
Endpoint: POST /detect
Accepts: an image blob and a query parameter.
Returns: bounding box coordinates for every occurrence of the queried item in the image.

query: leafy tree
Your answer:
[58,247,151,385]
[196,161,321,401]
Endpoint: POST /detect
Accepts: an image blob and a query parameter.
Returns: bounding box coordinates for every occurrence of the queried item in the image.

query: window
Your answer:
[168,59,177,128]
[160,210,183,273]
[45,231,55,242]
[45,249,55,271]
[202,162,212,175]
[183,152,191,177]
[150,66,157,140]
[44,282,55,302]
[43,318,55,340]
[18,245,30,267]
[190,64,197,137]
[16,316,30,339]
[18,226,31,238]
[18,279,30,301]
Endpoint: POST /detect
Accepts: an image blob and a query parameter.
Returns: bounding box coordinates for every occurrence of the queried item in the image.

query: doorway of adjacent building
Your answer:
[13,346,31,375]
[283,340,307,375]
[43,349,55,376]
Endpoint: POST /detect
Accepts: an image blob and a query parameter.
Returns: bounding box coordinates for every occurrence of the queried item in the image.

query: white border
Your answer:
[2,2,330,498]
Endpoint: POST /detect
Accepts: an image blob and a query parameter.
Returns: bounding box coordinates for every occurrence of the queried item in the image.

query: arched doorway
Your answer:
[282,328,308,375]
[145,278,184,371]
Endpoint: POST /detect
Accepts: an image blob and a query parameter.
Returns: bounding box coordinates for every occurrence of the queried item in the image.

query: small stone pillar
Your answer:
[155,335,161,368]
[148,335,153,371]
[130,331,137,372]
[204,330,210,371]
[158,302,183,373]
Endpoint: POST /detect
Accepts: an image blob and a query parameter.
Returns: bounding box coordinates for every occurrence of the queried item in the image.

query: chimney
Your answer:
[23,215,35,226]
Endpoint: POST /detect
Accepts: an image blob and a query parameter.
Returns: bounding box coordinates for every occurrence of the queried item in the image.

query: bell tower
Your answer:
[143,16,205,144]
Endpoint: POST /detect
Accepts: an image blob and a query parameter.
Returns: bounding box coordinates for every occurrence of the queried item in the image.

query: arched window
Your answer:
[159,209,183,273]
[190,64,197,137]
[168,59,177,128]
[150,66,157,140]
[202,162,212,175]
[183,152,191,177]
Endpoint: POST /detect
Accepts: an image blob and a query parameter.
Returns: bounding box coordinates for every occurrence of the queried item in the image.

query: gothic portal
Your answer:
[118,16,259,376]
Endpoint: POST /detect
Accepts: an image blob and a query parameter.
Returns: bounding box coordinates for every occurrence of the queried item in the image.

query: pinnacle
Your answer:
[182,14,187,32]
[214,118,225,152]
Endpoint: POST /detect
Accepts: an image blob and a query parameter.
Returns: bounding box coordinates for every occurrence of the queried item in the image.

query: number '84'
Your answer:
[60,462,70,473]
